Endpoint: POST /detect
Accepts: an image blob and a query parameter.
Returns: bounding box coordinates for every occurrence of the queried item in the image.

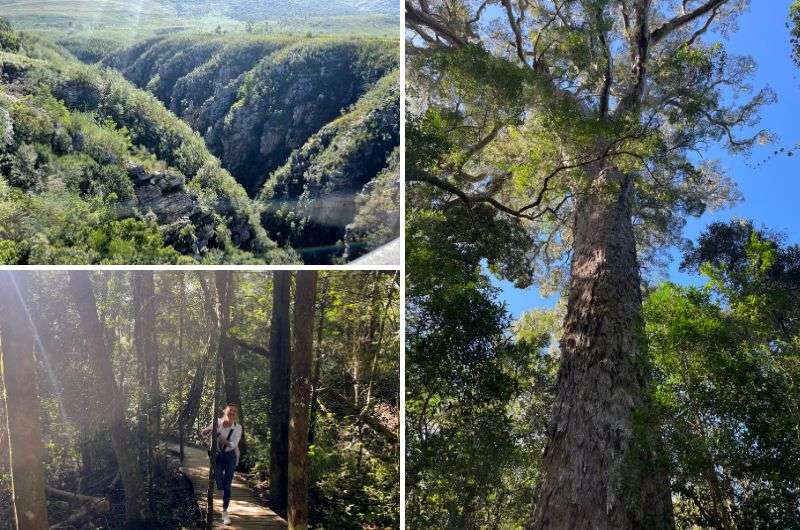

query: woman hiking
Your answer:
[202,403,242,525]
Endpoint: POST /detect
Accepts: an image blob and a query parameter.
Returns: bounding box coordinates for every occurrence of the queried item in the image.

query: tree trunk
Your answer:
[215,271,246,460]
[288,271,317,530]
[68,271,149,526]
[205,355,222,530]
[178,273,217,434]
[269,271,292,514]
[132,271,159,514]
[0,272,50,530]
[308,277,329,446]
[178,271,187,461]
[530,165,674,529]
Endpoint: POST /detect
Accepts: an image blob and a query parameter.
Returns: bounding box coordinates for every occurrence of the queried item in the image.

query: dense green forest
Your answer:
[408,219,800,528]
[0,9,399,264]
[406,1,800,529]
[1,270,400,529]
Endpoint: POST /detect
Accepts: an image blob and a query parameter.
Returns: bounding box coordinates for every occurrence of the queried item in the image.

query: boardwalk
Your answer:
[167,442,287,529]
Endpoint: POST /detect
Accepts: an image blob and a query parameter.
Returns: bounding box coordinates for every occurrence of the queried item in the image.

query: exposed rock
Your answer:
[126,163,222,254]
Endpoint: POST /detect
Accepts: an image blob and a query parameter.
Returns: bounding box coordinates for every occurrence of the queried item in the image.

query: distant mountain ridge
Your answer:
[189,0,399,18]
[0,0,398,26]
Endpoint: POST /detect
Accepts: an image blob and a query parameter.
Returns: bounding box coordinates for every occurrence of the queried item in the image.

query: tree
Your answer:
[215,271,246,461]
[132,271,159,512]
[205,355,222,530]
[0,272,49,530]
[406,1,769,527]
[177,273,216,437]
[68,271,148,526]
[645,221,800,528]
[269,271,292,514]
[288,271,317,530]
[406,209,551,528]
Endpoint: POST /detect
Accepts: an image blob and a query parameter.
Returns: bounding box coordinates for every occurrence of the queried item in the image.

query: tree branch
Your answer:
[650,0,729,44]
[405,1,468,48]
[501,0,529,67]
[409,172,539,221]
[318,387,399,444]
[225,335,270,358]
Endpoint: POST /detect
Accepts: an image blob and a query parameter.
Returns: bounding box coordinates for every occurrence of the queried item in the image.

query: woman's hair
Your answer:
[223,404,239,417]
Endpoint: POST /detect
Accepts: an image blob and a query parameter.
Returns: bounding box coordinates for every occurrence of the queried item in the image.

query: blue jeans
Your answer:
[215,450,236,511]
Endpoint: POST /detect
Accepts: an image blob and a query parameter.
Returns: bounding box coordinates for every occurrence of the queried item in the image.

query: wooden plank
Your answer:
[166,442,287,529]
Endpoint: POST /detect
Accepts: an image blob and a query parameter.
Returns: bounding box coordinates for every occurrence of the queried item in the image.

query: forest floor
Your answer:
[167,443,287,529]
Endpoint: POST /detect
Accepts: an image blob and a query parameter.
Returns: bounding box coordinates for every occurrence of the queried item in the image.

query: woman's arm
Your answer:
[200,419,217,436]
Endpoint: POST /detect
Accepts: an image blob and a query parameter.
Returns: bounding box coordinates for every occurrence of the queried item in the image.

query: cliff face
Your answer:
[73,33,401,262]
[259,72,400,263]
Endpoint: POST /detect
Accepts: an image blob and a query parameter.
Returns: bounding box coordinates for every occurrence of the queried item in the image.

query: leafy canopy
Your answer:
[645,220,800,527]
[407,0,770,287]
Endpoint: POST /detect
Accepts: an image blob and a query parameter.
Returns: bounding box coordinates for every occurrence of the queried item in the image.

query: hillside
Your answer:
[0,18,401,263]
[260,74,400,262]
[0,21,296,264]
[75,32,400,263]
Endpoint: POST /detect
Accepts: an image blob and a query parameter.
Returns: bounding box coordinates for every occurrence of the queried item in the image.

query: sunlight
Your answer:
[8,272,69,425]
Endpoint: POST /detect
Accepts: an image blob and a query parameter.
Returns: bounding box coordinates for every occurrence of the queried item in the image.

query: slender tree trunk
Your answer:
[206,354,222,530]
[269,271,292,514]
[133,271,159,515]
[288,271,317,530]
[0,272,49,530]
[530,164,674,530]
[178,273,217,435]
[178,272,187,461]
[68,271,148,526]
[308,277,329,446]
[215,271,246,460]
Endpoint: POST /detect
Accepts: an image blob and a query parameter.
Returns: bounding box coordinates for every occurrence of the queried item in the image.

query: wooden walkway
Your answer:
[166,442,287,529]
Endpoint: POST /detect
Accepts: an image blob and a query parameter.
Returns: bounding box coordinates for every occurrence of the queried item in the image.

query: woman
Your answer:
[202,403,242,525]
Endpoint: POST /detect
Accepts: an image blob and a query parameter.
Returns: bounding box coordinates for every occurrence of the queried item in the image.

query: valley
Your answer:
[0,3,400,264]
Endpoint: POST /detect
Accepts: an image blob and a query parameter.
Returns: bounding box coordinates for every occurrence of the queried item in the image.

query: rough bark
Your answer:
[530,163,674,530]
[68,271,149,525]
[269,271,292,514]
[0,272,50,530]
[288,271,317,530]
[178,271,187,461]
[215,270,245,461]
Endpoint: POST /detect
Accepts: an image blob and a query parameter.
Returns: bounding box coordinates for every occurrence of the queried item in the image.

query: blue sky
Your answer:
[492,1,800,319]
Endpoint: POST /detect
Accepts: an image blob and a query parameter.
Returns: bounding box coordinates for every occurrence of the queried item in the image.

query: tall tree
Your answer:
[178,273,217,433]
[645,221,800,528]
[68,271,148,525]
[132,271,159,513]
[406,1,768,527]
[215,271,245,460]
[205,355,222,530]
[269,271,292,513]
[0,272,49,530]
[288,271,318,530]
